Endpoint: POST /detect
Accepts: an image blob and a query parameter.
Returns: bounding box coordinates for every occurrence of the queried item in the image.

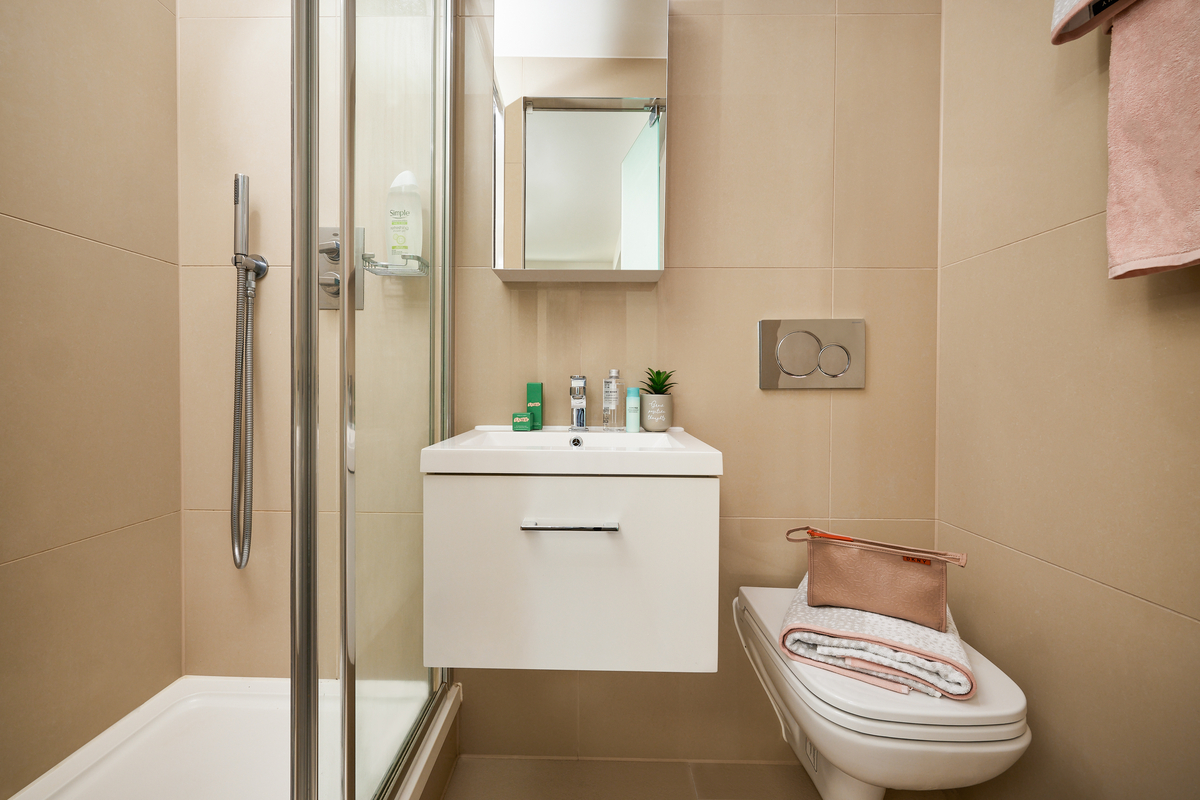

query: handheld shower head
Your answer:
[233,173,249,257]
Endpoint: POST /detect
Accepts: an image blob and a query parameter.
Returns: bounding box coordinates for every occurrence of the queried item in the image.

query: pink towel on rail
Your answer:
[1106,0,1200,279]
[1051,0,1140,45]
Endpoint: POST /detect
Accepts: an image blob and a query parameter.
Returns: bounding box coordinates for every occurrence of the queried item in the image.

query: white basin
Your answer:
[420,425,722,476]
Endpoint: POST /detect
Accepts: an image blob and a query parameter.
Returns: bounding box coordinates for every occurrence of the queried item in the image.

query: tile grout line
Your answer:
[939,210,1106,271]
[0,211,178,268]
[940,520,1200,626]
[0,511,179,569]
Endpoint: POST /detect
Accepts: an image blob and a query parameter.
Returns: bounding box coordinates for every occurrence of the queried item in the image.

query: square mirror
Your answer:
[492,0,668,282]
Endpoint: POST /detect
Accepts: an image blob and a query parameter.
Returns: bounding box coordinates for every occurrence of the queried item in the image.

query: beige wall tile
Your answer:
[356,512,426,682]
[825,518,934,548]
[940,523,1200,800]
[183,509,290,677]
[184,509,341,679]
[666,14,835,267]
[178,16,291,266]
[180,266,293,513]
[0,0,177,263]
[454,269,662,432]
[456,15,496,268]
[0,217,180,563]
[454,268,516,431]
[658,269,833,518]
[830,269,937,519]
[939,216,1200,618]
[838,0,939,12]
[670,0,835,14]
[456,669,579,756]
[833,15,940,267]
[940,0,1109,266]
[158,0,178,15]
[0,515,181,799]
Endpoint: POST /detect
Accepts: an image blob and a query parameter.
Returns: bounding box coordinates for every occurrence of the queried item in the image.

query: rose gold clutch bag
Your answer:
[786,526,968,632]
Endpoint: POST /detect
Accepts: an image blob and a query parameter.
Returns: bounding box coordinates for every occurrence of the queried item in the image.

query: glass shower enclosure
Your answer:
[293,0,453,798]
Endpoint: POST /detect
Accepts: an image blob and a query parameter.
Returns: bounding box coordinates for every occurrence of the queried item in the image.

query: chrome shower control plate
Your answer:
[318,226,365,310]
[759,319,865,389]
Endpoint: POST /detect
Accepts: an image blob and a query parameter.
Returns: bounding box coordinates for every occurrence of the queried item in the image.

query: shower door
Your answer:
[322,0,452,798]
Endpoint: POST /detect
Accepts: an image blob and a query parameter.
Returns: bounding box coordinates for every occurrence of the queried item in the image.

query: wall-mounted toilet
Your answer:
[734,587,1031,800]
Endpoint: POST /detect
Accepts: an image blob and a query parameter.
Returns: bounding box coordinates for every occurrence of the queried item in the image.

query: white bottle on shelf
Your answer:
[385,171,422,265]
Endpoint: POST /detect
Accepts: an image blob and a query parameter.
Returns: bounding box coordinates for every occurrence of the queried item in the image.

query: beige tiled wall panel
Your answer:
[830,269,936,519]
[180,266,294,513]
[657,269,833,518]
[0,514,182,799]
[838,0,940,13]
[940,523,1200,800]
[939,216,1200,619]
[833,14,940,268]
[183,510,341,678]
[0,217,181,564]
[939,0,1109,267]
[178,16,292,267]
[666,14,835,268]
[454,269,661,433]
[0,0,177,264]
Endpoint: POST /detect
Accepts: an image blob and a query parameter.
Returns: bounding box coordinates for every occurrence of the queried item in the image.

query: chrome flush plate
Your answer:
[759,319,865,389]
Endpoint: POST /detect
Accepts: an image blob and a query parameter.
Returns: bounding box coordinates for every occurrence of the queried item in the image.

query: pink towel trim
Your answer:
[781,649,911,694]
[779,622,978,701]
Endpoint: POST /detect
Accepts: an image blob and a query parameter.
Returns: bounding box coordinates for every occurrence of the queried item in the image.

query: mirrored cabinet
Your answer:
[492,0,668,282]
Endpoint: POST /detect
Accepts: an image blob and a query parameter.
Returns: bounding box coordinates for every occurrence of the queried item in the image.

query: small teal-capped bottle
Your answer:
[625,387,641,432]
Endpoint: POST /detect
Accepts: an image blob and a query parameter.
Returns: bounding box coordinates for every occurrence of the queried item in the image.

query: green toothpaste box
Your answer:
[512,412,532,431]
[526,382,543,430]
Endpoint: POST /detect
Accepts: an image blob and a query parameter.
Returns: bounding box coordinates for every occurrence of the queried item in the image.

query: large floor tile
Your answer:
[657,269,833,519]
[833,14,940,268]
[690,762,816,800]
[0,0,177,263]
[666,14,835,267]
[0,217,180,563]
[830,269,936,519]
[939,215,1200,618]
[0,514,181,800]
[939,522,1200,800]
[940,0,1109,266]
[444,757,695,800]
[180,266,293,513]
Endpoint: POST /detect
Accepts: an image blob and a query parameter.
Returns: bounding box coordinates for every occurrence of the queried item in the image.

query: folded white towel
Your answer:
[779,575,976,700]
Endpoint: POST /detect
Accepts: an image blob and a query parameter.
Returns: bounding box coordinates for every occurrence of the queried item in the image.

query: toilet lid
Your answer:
[740,586,1027,728]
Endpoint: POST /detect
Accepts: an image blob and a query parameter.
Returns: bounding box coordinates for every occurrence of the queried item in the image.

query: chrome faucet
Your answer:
[570,375,587,430]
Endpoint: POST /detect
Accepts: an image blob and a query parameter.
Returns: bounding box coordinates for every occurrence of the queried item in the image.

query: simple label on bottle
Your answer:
[389,208,410,258]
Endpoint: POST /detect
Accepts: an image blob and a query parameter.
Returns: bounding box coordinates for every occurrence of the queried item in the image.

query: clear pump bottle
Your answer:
[602,369,624,430]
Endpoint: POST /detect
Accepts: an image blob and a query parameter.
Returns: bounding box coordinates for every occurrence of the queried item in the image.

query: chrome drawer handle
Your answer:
[520,520,619,532]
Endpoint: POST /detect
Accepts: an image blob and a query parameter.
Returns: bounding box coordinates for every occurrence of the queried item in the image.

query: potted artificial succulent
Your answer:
[640,368,676,432]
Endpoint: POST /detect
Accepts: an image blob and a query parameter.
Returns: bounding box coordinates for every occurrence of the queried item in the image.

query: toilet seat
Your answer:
[737,587,1028,744]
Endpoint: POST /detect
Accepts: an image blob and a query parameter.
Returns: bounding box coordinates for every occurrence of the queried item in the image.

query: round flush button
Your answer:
[817,343,851,377]
[776,331,822,377]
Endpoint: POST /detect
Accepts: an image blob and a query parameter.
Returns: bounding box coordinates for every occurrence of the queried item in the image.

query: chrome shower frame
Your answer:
[291,0,456,797]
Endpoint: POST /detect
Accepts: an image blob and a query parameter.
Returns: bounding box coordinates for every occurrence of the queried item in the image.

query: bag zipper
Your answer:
[785,525,968,567]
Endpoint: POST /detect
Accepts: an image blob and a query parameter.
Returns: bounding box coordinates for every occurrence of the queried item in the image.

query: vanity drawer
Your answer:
[423,474,719,672]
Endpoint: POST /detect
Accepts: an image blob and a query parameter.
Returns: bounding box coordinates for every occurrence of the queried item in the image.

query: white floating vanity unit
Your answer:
[422,426,722,672]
